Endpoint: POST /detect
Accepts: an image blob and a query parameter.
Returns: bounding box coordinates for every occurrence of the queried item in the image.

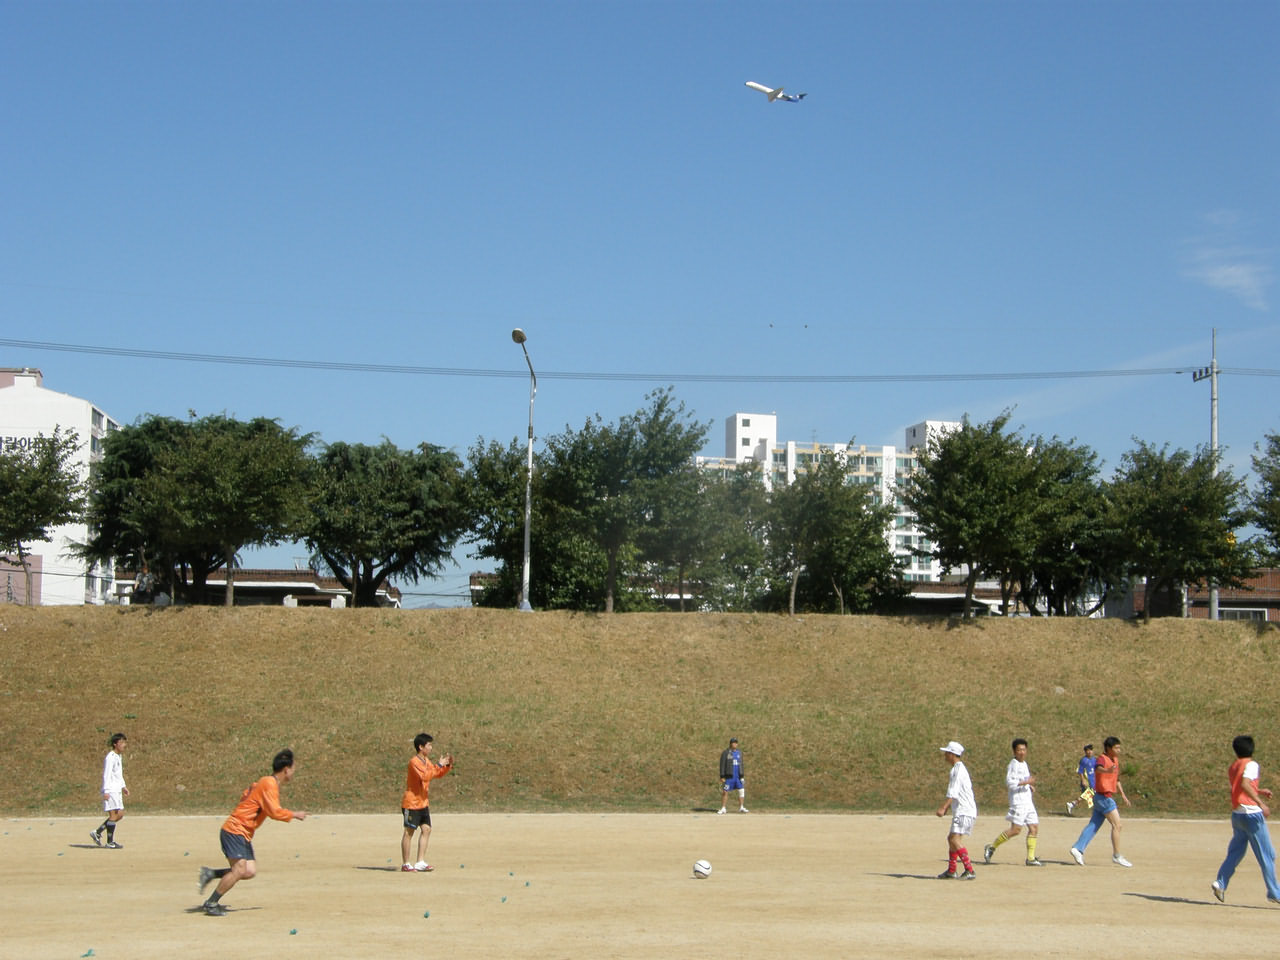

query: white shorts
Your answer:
[1005,804,1038,827]
[103,791,123,812]
[949,814,975,836]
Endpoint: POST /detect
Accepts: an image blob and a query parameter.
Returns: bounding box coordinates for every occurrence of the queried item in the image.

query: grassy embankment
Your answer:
[2,605,1276,817]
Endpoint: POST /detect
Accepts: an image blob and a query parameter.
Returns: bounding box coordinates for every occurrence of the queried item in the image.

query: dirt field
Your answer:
[5,812,1276,959]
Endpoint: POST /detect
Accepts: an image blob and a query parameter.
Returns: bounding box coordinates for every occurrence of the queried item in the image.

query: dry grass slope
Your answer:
[2,606,1276,817]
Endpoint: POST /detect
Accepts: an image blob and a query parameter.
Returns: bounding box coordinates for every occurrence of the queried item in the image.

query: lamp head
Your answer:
[511,328,527,345]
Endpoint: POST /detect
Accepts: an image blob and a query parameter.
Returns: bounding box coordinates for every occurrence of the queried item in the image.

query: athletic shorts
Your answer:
[1092,794,1118,816]
[949,814,976,836]
[403,807,432,830]
[1005,803,1039,827]
[722,776,744,792]
[103,791,124,812]
[219,829,255,862]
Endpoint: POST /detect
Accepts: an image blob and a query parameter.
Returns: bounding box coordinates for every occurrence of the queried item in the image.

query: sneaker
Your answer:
[937,869,956,879]
[983,844,995,864]
[1267,897,1280,905]
[105,840,123,849]
[1112,854,1132,868]
[1066,802,1075,815]
[1210,881,1225,902]
[739,807,749,813]
[89,830,103,846]
[401,864,416,872]
[960,869,977,880]
[199,866,217,894]
[1070,847,1085,865]
[1026,859,1044,867]
[203,902,227,917]
[717,808,726,815]
[414,861,434,872]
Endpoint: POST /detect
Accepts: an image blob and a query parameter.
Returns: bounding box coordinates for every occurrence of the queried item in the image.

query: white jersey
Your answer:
[947,760,977,818]
[1006,758,1035,811]
[102,751,126,794]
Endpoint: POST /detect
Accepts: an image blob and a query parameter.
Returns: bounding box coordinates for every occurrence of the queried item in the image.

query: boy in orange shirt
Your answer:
[1069,736,1131,867]
[1210,735,1280,905]
[401,733,454,872]
[198,749,309,916]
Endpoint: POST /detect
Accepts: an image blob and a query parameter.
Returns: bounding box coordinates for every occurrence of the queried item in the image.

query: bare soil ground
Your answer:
[6,812,1275,960]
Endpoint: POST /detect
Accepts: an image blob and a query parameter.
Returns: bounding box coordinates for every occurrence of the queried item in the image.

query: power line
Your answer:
[5,337,1275,384]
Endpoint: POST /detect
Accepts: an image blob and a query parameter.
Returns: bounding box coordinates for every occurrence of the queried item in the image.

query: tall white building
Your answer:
[0,369,120,605]
[696,413,961,582]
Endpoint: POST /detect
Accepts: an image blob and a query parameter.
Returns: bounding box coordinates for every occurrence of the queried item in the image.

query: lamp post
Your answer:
[1192,328,1219,620]
[512,328,536,611]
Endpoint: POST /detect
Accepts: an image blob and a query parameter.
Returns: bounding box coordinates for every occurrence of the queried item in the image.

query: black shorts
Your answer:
[402,807,432,830]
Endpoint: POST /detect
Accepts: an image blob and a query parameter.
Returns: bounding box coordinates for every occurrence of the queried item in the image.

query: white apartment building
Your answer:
[0,369,120,605]
[696,413,960,582]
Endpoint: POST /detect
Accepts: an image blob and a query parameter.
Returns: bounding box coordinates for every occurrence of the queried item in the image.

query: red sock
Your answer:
[947,851,959,873]
[958,847,973,871]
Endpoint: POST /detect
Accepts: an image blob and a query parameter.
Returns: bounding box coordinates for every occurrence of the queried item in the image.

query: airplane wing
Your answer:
[745,81,783,102]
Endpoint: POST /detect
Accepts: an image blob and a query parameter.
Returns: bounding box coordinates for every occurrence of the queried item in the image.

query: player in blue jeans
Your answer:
[1070,736,1132,867]
[1210,735,1280,905]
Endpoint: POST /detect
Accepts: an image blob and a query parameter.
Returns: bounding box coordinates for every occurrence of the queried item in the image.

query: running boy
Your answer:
[718,737,747,814]
[1067,743,1097,816]
[1069,736,1132,867]
[983,738,1042,866]
[1210,735,1280,905]
[198,749,309,916]
[401,733,454,872]
[90,733,129,849]
[935,741,977,879]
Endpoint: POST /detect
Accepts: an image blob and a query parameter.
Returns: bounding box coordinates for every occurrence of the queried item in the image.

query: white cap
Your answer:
[939,741,965,756]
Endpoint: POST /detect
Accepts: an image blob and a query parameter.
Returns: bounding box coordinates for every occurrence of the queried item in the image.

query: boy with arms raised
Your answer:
[401,733,454,872]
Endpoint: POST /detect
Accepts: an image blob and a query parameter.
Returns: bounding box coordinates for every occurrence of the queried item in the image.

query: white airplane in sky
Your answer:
[745,81,806,103]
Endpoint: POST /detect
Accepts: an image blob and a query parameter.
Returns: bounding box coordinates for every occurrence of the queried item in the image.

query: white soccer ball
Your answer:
[692,859,712,879]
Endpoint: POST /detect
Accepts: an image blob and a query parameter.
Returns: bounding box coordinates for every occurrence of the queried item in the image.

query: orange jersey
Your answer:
[1228,756,1260,810]
[1094,754,1120,797]
[222,775,294,841]
[401,755,451,810]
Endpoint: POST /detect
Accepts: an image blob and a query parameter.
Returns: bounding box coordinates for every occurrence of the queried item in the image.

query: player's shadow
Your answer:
[1124,892,1268,909]
[875,872,961,881]
[355,865,403,872]
[690,806,722,814]
[183,905,262,914]
[68,843,111,849]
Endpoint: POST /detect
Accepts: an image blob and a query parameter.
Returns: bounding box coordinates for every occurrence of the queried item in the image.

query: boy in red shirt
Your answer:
[400,733,454,872]
[1210,735,1280,905]
[1069,736,1132,867]
[198,749,309,916]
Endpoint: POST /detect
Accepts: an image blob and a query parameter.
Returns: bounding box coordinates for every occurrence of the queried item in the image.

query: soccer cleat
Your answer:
[1026,859,1044,866]
[199,866,217,893]
[401,864,416,872]
[717,808,726,815]
[739,807,749,813]
[960,869,977,880]
[105,840,123,849]
[1070,847,1085,865]
[983,844,995,864]
[1210,881,1225,902]
[90,830,103,846]
[203,902,228,917]
[937,869,956,879]
[1112,854,1132,868]
[414,861,434,872]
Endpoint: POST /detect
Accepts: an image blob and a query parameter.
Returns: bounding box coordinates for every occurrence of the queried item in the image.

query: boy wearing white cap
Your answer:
[936,741,977,879]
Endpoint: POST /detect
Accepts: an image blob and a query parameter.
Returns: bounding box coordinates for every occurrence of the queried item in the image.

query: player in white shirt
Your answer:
[935,741,977,879]
[91,733,129,849]
[983,738,1042,866]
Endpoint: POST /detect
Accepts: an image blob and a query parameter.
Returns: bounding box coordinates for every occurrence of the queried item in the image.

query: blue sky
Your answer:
[3,0,1277,605]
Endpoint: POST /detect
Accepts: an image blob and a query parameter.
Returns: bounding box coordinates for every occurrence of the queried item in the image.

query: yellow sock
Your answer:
[1026,836,1038,860]
[992,831,1010,849]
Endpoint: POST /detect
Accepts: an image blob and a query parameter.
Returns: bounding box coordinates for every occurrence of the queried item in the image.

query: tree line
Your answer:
[2,390,1278,615]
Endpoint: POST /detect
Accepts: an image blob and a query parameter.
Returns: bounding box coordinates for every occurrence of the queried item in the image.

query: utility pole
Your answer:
[1191,328,1219,620]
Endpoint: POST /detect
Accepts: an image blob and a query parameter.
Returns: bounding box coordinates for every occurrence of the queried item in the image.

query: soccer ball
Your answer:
[693,859,712,879]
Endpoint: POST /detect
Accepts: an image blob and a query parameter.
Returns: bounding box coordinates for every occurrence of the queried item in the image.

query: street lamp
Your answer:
[512,328,536,611]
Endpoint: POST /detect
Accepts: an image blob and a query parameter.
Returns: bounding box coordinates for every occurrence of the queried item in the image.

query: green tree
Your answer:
[1250,431,1280,560]
[766,451,902,615]
[692,462,771,612]
[1108,441,1253,621]
[899,413,1029,618]
[305,440,471,607]
[0,430,85,604]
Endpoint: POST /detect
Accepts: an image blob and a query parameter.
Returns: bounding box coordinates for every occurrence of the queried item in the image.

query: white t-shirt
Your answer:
[947,760,977,818]
[102,751,126,794]
[1235,760,1261,814]
[1006,758,1035,811]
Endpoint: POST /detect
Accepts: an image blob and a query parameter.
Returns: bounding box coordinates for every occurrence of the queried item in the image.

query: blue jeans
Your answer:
[1073,794,1117,851]
[1216,811,1280,900]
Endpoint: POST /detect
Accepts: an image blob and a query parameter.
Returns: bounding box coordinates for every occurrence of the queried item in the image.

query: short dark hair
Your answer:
[414,733,434,751]
[110,733,127,748]
[1232,735,1255,759]
[272,749,295,773]
[1103,736,1121,751]
[1083,744,1094,752]
[1011,738,1027,752]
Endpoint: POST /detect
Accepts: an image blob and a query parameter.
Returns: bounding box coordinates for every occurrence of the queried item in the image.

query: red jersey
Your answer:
[401,755,452,810]
[222,775,295,840]
[1228,757,1260,810]
[1094,754,1120,797]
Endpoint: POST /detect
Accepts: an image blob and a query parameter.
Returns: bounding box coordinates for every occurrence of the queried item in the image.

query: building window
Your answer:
[741,418,750,427]
[1220,608,1266,621]
[742,437,751,447]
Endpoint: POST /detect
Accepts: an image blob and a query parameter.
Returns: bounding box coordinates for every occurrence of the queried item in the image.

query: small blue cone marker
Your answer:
[289,929,297,935]
[423,911,430,918]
